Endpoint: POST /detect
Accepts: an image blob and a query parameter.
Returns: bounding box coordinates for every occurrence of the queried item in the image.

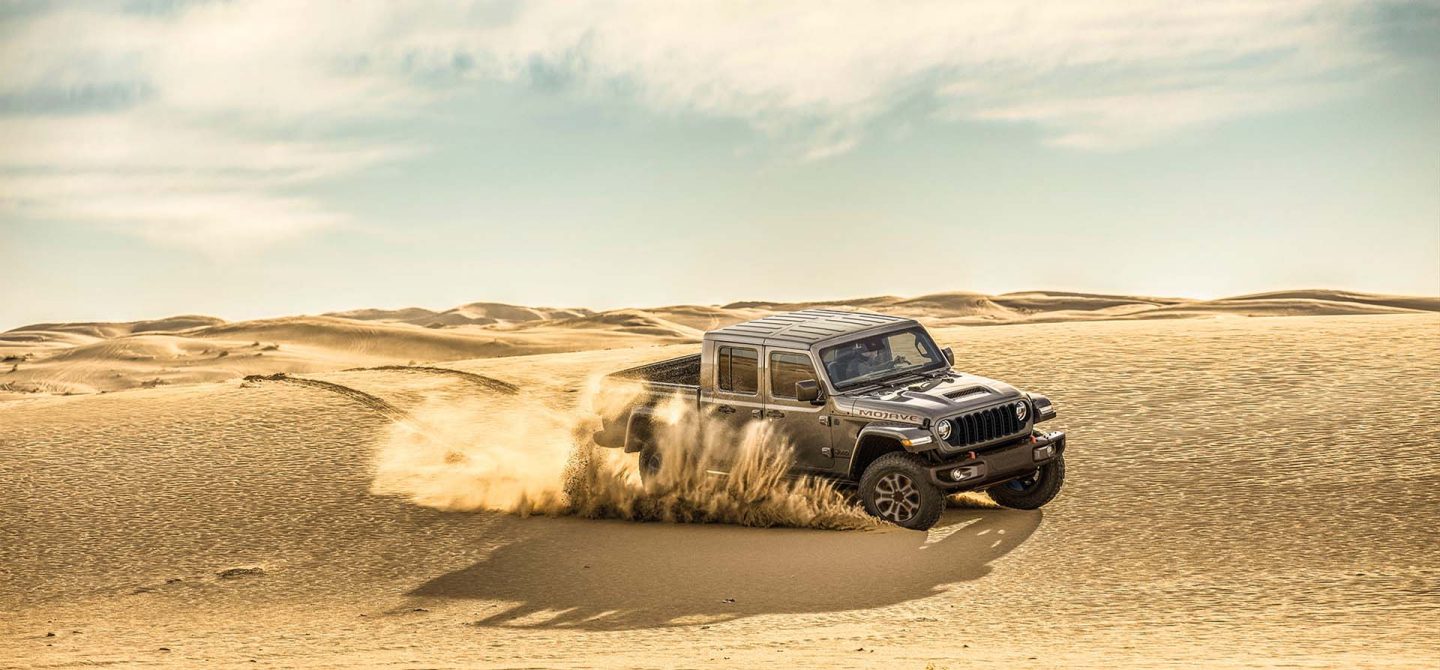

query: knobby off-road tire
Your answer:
[986,455,1065,510]
[859,452,945,531]
[638,448,662,486]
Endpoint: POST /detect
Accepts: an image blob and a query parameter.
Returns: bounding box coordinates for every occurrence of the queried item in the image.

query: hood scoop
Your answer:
[944,386,991,401]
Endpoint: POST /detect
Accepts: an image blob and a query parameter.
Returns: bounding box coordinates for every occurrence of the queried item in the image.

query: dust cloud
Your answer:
[369,379,875,530]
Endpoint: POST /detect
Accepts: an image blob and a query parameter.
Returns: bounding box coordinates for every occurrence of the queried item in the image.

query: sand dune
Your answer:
[3,315,225,340]
[724,288,1440,325]
[1226,289,1440,312]
[1138,297,1428,319]
[434,301,594,326]
[990,290,1184,313]
[2,314,1436,667]
[327,302,594,328]
[539,309,705,338]
[633,304,772,331]
[322,306,444,323]
[3,289,1436,401]
[197,316,528,358]
[0,314,692,397]
[723,290,1182,319]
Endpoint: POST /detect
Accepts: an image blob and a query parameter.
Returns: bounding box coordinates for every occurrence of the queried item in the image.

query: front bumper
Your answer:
[926,430,1066,490]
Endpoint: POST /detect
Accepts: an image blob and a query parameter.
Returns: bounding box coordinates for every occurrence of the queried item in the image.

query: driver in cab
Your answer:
[829,339,895,382]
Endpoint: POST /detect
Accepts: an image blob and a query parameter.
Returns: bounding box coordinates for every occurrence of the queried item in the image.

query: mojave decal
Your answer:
[849,407,924,424]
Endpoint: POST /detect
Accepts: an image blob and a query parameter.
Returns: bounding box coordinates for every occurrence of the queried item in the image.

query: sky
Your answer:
[1,0,1438,329]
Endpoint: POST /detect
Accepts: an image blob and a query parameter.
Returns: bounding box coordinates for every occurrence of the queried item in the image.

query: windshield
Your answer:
[819,326,946,390]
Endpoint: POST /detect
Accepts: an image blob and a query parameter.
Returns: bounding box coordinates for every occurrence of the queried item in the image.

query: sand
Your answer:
[4,289,1436,400]
[2,295,1438,668]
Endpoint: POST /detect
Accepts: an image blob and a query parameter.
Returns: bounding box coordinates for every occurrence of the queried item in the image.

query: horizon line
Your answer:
[6,286,1438,333]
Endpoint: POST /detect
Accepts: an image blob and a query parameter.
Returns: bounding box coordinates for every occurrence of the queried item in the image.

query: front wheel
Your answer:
[986,455,1065,509]
[859,453,945,530]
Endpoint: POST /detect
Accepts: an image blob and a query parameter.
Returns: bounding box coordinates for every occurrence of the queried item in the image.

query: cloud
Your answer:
[0,112,409,253]
[455,1,1392,147]
[0,2,423,253]
[0,0,1407,250]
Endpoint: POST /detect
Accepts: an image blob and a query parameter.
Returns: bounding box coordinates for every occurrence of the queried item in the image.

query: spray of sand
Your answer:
[369,378,875,530]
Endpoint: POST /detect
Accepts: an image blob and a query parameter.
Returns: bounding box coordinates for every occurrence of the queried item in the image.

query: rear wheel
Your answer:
[986,455,1065,509]
[638,448,662,486]
[859,452,944,531]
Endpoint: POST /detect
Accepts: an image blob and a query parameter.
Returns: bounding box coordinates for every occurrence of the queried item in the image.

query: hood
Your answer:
[833,371,1023,425]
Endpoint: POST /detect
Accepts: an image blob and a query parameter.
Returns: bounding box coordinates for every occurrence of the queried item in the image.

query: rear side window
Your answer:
[770,351,817,399]
[717,346,758,394]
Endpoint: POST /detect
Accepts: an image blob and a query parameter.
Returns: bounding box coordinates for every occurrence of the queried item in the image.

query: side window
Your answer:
[770,351,817,399]
[716,346,758,395]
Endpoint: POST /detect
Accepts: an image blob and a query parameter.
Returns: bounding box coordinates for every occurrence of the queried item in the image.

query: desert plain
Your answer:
[2,290,1438,668]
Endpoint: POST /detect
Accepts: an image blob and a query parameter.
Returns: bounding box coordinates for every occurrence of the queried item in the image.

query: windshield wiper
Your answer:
[895,371,937,387]
[841,367,927,392]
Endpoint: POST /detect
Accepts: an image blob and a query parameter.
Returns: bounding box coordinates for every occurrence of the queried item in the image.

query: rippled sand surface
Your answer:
[2,315,1437,668]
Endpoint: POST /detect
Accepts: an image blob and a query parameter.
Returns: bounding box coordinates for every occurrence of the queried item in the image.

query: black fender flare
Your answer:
[622,405,663,453]
[848,423,937,478]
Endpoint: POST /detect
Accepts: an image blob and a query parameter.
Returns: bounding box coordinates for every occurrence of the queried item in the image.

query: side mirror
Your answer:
[795,380,823,404]
[942,347,955,365]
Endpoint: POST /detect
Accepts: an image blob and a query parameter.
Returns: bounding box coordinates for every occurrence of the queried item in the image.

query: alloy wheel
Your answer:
[873,472,921,523]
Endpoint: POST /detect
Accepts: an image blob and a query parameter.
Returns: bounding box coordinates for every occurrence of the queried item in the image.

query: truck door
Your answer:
[706,344,764,459]
[763,348,835,474]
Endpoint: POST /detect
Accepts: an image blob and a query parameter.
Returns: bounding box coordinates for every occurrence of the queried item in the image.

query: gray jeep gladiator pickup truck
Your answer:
[592,309,1066,530]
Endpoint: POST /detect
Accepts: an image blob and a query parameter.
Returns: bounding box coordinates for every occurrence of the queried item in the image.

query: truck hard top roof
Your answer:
[705,309,916,349]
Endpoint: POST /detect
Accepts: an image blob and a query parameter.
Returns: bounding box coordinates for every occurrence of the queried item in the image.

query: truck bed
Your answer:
[608,353,702,388]
[594,353,702,450]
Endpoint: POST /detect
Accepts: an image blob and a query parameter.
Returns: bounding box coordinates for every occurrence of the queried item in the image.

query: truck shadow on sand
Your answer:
[409,508,1040,631]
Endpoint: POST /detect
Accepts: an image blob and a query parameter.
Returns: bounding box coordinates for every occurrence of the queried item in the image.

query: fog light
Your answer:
[1033,444,1056,461]
[950,466,979,481]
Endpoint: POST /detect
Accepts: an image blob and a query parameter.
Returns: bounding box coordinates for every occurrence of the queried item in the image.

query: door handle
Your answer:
[717,405,736,414]
[765,409,785,419]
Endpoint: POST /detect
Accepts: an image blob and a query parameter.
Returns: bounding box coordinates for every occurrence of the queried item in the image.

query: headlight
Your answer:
[1015,401,1027,421]
[936,419,953,441]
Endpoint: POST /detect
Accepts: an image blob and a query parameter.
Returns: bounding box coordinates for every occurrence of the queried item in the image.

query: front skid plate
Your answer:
[926,431,1066,490]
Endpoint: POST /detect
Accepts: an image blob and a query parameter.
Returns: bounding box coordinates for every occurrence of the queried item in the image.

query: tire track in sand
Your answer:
[242,373,409,421]
[344,365,519,395]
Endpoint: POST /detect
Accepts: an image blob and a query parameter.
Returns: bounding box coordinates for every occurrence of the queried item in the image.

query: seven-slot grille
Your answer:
[945,401,1029,447]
